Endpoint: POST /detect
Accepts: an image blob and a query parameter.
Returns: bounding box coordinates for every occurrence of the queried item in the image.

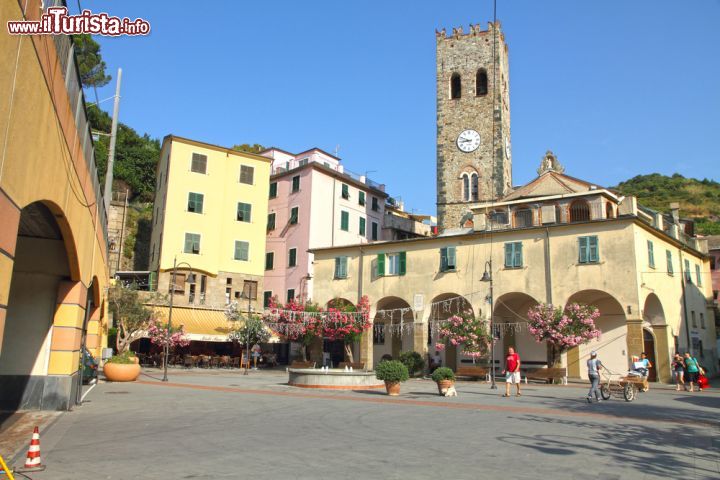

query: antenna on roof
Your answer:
[334,145,340,158]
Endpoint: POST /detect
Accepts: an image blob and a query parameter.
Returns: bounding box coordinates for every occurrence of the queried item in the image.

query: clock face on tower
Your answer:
[456,129,481,153]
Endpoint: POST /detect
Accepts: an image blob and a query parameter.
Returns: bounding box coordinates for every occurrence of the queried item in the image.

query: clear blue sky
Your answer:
[82,0,720,216]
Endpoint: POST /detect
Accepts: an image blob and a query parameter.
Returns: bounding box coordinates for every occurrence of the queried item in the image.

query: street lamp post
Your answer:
[240,291,252,375]
[163,256,195,382]
[481,260,497,389]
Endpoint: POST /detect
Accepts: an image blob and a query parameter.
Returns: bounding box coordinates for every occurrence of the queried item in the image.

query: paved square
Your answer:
[20,370,720,479]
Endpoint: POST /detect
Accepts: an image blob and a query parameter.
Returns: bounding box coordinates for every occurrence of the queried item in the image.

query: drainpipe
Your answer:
[678,249,692,354]
[331,177,337,246]
[544,227,553,304]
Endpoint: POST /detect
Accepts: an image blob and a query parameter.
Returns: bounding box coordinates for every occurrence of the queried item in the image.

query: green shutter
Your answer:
[359,191,365,206]
[335,257,341,278]
[447,246,456,269]
[579,237,588,263]
[341,211,349,231]
[440,247,448,271]
[267,213,275,230]
[589,236,599,262]
[377,254,385,276]
[696,264,702,286]
[342,184,349,198]
[269,182,277,198]
[341,257,347,278]
[184,234,193,253]
[666,250,673,275]
[647,240,654,268]
[359,217,366,236]
[399,251,406,276]
[505,243,513,267]
[514,242,523,267]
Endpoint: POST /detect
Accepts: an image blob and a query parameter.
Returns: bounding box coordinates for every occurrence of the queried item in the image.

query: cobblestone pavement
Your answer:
[15,369,720,479]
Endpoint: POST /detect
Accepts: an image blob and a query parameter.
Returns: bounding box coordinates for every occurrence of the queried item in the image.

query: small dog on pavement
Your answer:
[443,385,458,397]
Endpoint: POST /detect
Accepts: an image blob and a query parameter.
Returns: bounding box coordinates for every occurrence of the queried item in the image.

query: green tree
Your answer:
[107,284,153,353]
[73,34,111,88]
[225,302,271,346]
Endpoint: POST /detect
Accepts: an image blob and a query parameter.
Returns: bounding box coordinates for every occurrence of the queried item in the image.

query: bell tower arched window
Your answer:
[462,174,470,201]
[450,73,462,99]
[476,69,488,96]
[470,173,479,201]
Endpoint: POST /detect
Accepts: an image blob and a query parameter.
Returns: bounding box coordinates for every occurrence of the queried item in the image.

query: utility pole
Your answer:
[103,68,122,214]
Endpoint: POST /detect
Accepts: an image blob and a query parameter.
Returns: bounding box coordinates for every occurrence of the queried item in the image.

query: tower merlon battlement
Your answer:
[435,21,504,42]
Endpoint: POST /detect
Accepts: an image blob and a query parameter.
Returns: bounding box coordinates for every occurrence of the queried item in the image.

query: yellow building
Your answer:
[0,1,109,410]
[310,156,715,383]
[149,136,271,312]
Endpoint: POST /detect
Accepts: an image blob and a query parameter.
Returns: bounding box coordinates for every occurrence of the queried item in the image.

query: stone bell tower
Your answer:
[436,22,512,230]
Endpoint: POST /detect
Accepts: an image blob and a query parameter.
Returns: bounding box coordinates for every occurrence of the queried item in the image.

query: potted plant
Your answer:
[399,351,425,377]
[375,360,409,396]
[431,367,456,395]
[103,350,141,382]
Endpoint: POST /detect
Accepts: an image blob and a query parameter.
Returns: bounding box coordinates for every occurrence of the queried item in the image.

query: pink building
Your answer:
[261,147,388,306]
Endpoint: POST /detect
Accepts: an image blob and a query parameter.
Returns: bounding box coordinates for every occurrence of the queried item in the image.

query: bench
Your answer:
[289,360,316,369]
[338,362,365,370]
[455,366,490,381]
[524,367,567,385]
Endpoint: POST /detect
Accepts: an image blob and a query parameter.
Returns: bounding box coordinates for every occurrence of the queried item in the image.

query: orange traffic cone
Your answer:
[17,426,45,472]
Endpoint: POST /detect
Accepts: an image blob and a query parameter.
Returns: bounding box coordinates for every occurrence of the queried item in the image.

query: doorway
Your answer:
[643,329,657,382]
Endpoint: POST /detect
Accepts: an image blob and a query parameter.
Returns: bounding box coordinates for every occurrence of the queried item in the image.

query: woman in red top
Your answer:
[503,347,521,397]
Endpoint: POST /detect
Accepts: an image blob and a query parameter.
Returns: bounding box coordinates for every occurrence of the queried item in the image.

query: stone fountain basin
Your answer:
[287,368,384,390]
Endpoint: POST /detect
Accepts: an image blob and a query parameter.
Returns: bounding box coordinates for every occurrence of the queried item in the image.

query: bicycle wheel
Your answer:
[623,384,636,402]
[600,384,611,400]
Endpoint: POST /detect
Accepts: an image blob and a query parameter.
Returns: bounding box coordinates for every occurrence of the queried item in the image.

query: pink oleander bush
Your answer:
[434,314,492,358]
[263,295,371,362]
[147,320,190,349]
[527,302,602,364]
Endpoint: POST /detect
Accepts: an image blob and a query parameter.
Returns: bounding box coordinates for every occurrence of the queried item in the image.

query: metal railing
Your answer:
[43,1,108,244]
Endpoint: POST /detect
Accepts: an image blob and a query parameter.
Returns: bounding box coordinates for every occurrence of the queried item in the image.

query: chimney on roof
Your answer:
[670,202,680,225]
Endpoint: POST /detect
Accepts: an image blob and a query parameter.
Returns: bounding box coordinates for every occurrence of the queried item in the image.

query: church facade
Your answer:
[308,23,716,382]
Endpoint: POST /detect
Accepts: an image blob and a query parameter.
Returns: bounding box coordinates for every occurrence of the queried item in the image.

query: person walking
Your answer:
[684,352,700,392]
[672,354,685,391]
[638,352,653,392]
[502,346,521,397]
[587,351,604,403]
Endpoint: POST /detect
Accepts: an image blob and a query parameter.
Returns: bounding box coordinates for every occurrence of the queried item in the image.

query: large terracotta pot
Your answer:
[103,362,141,382]
[437,380,455,395]
[385,381,401,396]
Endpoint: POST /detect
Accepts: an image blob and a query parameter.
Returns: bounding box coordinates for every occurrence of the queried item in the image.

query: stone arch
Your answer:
[642,293,670,382]
[493,292,542,371]
[569,199,590,223]
[564,289,626,379]
[19,199,82,282]
[0,201,81,410]
[429,293,475,371]
[326,297,354,310]
[373,296,414,365]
